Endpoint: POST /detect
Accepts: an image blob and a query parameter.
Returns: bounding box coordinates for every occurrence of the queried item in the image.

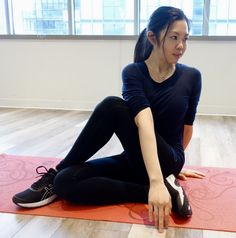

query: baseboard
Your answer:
[0,99,236,116]
[198,105,236,116]
[0,98,96,111]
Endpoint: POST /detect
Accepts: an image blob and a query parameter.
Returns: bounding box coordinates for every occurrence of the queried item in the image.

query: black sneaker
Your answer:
[164,174,192,218]
[12,166,57,208]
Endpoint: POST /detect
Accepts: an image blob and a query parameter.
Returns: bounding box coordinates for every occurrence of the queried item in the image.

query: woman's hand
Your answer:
[148,182,172,233]
[178,168,205,181]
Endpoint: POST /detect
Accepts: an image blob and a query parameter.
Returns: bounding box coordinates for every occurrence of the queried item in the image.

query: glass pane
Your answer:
[209,0,236,35]
[74,0,134,35]
[140,0,204,36]
[0,1,7,34]
[229,0,236,20]
[12,0,68,35]
[210,0,228,20]
[228,23,236,35]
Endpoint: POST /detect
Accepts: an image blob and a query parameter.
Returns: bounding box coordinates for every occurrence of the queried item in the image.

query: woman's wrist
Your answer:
[149,177,164,186]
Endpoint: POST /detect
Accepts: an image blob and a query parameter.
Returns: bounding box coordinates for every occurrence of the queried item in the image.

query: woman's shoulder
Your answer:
[123,63,142,72]
[177,63,201,77]
[177,64,202,91]
[122,62,143,75]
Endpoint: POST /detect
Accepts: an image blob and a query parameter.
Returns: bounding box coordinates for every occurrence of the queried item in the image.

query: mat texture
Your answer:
[1,154,236,232]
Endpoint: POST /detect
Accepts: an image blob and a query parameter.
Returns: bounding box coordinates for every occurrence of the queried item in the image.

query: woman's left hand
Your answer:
[178,168,205,181]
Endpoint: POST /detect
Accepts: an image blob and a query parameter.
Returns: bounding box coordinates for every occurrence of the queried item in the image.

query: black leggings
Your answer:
[54,96,184,205]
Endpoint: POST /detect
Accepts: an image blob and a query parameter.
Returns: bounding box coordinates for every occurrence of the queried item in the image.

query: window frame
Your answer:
[1,0,236,41]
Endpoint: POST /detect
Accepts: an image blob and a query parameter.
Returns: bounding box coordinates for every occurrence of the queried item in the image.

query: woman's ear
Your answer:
[146,31,157,46]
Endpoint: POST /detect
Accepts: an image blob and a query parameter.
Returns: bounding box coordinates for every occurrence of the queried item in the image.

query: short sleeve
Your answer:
[122,63,150,117]
[184,69,202,125]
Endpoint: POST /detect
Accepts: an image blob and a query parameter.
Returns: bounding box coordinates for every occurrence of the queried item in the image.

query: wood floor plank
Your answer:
[203,230,236,238]
[128,224,166,238]
[51,219,131,238]
[0,213,33,238]
[51,219,95,238]
[12,216,63,238]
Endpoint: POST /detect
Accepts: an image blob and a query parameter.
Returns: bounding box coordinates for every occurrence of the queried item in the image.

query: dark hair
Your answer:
[134,6,190,63]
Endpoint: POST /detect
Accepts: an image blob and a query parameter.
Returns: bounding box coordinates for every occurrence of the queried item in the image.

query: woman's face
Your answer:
[160,20,189,64]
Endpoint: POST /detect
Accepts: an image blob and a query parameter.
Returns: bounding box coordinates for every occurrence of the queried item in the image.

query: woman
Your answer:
[12,6,205,232]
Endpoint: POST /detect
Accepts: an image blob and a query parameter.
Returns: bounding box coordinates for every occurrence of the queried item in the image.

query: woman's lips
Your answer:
[173,53,182,59]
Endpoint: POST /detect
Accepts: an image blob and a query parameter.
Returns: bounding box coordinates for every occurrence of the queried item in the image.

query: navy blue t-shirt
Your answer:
[122,62,201,152]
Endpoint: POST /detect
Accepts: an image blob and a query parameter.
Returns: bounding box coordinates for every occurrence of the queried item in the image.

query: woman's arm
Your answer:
[183,124,193,150]
[179,124,205,180]
[135,107,171,232]
[135,107,163,183]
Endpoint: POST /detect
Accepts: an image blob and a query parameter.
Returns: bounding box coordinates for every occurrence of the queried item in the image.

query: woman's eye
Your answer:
[170,36,178,40]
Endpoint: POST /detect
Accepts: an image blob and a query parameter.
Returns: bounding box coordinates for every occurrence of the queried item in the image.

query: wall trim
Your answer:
[0,99,236,116]
[0,98,96,111]
[198,105,236,116]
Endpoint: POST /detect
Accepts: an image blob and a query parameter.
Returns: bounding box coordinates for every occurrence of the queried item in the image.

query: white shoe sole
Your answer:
[16,194,57,208]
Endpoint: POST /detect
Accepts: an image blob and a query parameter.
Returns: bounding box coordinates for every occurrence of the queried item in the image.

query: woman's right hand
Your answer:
[148,181,172,233]
[178,168,205,181]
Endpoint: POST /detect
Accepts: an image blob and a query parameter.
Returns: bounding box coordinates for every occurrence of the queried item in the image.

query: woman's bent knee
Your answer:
[54,169,73,199]
[98,96,126,110]
[101,96,125,105]
[95,96,129,117]
[54,171,85,203]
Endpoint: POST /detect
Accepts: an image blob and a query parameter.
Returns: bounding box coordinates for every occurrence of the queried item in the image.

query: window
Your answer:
[1,0,236,37]
[0,1,7,34]
[209,0,236,35]
[74,0,134,35]
[140,0,204,35]
[11,0,68,34]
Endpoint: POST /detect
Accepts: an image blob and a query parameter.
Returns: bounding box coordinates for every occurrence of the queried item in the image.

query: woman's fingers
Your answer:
[149,204,153,222]
[193,173,205,178]
[178,174,187,181]
[158,206,164,232]
[150,204,170,232]
[164,205,170,228]
[178,169,206,180]
[187,170,205,178]
[153,206,158,228]
[194,171,205,177]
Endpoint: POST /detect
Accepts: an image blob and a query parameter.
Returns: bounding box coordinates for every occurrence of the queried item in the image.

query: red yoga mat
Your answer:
[1,154,236,232]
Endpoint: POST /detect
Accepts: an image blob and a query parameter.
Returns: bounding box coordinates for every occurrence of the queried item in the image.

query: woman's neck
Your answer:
[145,52,175,83]
[145,50,174,74]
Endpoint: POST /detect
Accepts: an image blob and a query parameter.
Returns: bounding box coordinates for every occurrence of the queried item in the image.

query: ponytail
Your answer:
[133,28,153,63]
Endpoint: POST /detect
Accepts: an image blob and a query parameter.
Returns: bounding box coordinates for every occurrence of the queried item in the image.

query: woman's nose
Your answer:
[176,40,184,49]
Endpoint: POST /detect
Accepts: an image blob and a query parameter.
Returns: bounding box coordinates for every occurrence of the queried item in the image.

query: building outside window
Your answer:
[74,0,134,35]
[12,0,68,34]
[209,0,236,35]
[140,0,204,35]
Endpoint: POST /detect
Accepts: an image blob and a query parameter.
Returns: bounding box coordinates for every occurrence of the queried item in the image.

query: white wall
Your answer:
[0,39,236,115]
